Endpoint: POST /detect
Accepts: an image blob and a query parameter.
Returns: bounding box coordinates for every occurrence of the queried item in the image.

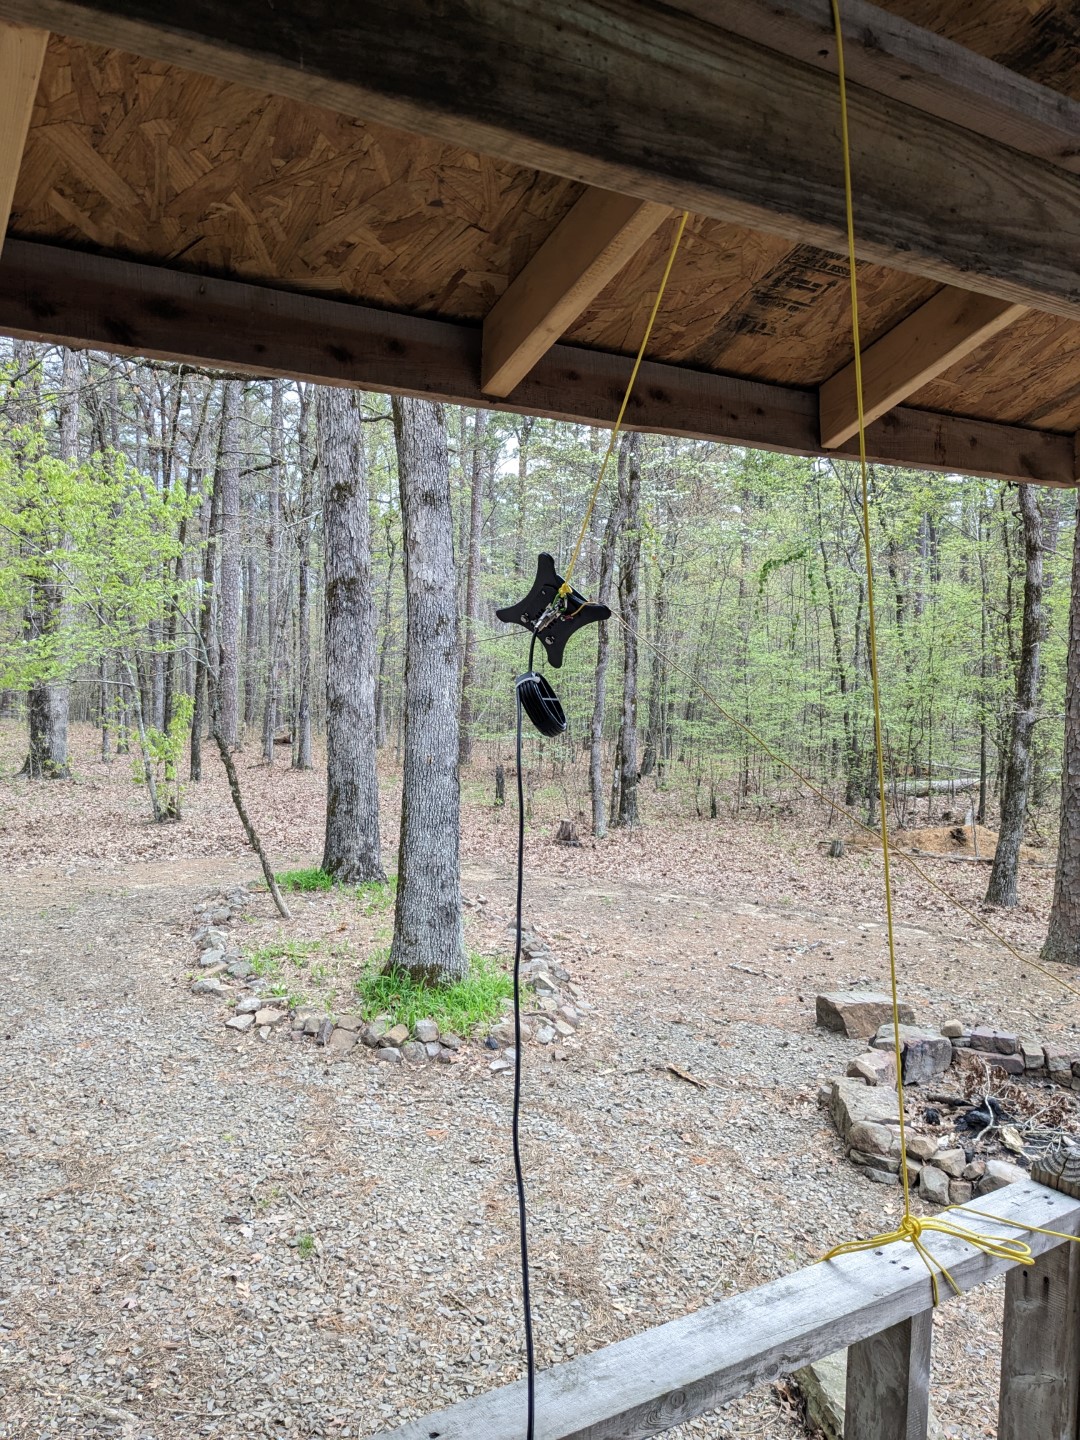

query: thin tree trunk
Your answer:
[190,420,219,782]
[243,548,259,734]
[458,409,487,765]
[293,388,314,770]
[318,387,385,884]
[388,396,466,984]
[217,378,242,747]
[611,431,642,829]
[1042,499,1080,965]
[987,486,1044,906]
[589,435,631,838]
[262,378,283,763]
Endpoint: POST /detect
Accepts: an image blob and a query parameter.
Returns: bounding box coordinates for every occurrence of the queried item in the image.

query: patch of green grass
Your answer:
[276,866,335,893]
[353,875,398,915]
[355,952,512,1035]
[247,937,323,975]
[296,1231,315,1259]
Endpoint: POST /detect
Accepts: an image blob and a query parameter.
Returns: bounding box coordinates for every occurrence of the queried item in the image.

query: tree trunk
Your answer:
[217,378,242,748]
[292,388,314,770]
[458,408,487,765]
[318,387,385,884]
[21,342,70,778]
[1041,501,1080,963]
[611,431,642,829]
[243,548,259,734]
[987,486,1044,906]
[262,378,283,763]
[388,396,466,985]
[190,417,218,781]
[589,434,631,838]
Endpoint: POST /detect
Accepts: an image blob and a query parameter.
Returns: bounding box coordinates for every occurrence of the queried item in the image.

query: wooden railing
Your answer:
[371,1180,1080,1440]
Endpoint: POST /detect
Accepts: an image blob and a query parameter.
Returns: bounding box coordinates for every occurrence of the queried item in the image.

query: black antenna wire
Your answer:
[512,677,536,1439]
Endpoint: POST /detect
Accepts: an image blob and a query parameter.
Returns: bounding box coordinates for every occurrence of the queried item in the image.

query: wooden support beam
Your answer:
[481,188,670,397]
[362,1183,1077,1440]
[846,1310,932,1440]
[672,0,1080,175]
[3,1,1080,319]
[0,21,48,257]
[0,240,1073,487]
[819,289,1028,450]
[998,1212,1080,1438]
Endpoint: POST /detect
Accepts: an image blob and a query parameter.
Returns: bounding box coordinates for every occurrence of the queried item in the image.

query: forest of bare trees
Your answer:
[4,338,1080,971]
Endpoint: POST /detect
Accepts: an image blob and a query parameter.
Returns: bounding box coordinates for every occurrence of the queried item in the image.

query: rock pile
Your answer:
[817,991,1072,1207]
[187,904,588,1070]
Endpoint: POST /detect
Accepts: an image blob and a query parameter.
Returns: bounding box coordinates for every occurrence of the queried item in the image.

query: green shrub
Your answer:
[275,867,334,893]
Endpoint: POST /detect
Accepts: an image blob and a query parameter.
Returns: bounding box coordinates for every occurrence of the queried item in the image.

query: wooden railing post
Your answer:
[845,1309,932,1440]
[998,1230,1080,1439]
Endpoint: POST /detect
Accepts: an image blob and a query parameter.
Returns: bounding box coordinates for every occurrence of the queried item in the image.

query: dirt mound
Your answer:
[849,823,1042,863]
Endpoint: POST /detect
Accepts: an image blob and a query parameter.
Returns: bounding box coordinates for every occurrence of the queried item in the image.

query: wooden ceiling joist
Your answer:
[819,288,1028,449]
[0,239,1072,487]
[2,2,1080,320]
[481,188,670,398]
[0,21,48,259]
[676,0,1080,174]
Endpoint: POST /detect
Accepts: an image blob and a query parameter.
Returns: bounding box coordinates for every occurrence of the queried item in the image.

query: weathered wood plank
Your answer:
[0,21,48,255]
[673,0,1080,174]
[369,1183,1080,1440]
[482,189,670,397]
[0,240,1072,487]
[820,289,1028,449]
[845,1310,932,1440]
[998,1212,1080,1440]
[2,1,1080,317]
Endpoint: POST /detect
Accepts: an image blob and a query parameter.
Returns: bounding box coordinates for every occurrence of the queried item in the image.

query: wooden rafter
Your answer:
[481,188,669,397]
[0,240,1073,487]
[0,21,48,257]
[2,1,1080,318]
[819,288,1028,450]
[675,0,1080,174]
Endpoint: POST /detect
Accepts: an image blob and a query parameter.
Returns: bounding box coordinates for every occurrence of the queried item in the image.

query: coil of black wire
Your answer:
[515,670,566,739]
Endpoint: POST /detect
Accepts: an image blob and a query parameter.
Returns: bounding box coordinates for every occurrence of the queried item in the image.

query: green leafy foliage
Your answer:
[275,867,335,892]
[131,693,193,820]
[354,953,512,1034]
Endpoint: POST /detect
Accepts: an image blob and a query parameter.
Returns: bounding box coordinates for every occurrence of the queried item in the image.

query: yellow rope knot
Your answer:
[821,1209,1035,1307]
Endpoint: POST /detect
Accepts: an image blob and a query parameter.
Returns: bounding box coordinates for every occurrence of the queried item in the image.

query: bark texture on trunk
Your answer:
[217,379,242,748]
[589,436,631,838]
[318,387,385,884]
[21,343,70,778]
[293,388,314,770]
[1042,503,1080,965]
[611,432,642,828]
[388,396,466,985]
[262,378,283,763]
[458,409,487,765]
[987,485,1044,907]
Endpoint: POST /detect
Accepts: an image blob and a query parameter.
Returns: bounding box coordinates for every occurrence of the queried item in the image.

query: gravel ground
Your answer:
[1,844,1072,1440]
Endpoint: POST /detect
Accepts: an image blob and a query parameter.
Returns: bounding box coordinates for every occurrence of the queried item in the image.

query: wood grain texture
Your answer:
[820,288,1028,448]
[3,0,1080,317]
[0,21,48,252]
[366,1183,1080,1440]
[0,239,1073,486]
[481,189,670,396]
[998,1214,1080,1440]
[675,0,1080,172]
[845,1310,932,1440]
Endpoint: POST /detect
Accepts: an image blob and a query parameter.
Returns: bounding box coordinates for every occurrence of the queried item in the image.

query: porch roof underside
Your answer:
[0,0,1078,484]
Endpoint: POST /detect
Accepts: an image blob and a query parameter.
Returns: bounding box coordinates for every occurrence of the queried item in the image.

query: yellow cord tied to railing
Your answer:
[819,0,1052,1302]
[557,209,689,601]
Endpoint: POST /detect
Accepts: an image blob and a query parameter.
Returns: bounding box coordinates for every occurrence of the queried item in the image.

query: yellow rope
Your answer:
[559,210,689,595]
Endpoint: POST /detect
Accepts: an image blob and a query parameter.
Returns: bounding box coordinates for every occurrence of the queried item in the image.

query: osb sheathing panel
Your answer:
[880,0,1080,100]
[567,216,937,385]
[11,36,582,321]
[10,35,1080,424]
[910,309,1080,432]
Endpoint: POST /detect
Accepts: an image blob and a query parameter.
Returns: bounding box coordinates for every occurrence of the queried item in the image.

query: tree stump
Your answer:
[494,764,505,807]
[828,838,845,858]
[556,818,579,846]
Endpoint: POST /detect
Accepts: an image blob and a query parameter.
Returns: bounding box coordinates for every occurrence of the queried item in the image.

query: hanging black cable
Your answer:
[512,680,536,1440]
[516,630,567,740]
